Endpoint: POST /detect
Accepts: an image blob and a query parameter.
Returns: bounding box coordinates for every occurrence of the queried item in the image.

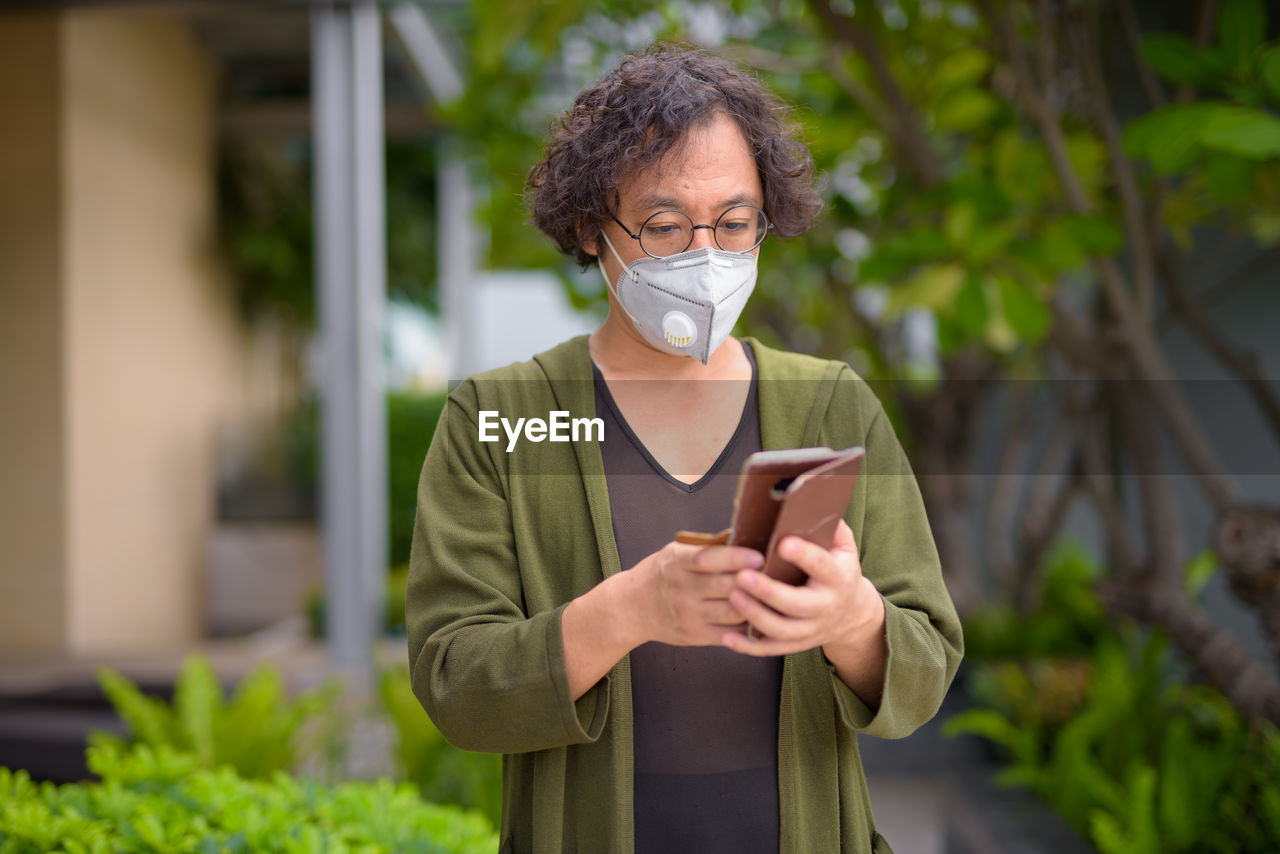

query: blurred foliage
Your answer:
[217,140,440,326]
[72,659,503,851]
[306,565,410,641]
[94,655,342,780]
[950,543,1280,853]
[443,0,1280,380]
[0,741,497,854]
[283,390,447,567]
[388,392,450,566]
[962,541,1111,660]
[378,666,503,828]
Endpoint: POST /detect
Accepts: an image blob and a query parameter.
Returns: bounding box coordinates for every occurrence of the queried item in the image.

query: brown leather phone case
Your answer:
[676,446,865,585]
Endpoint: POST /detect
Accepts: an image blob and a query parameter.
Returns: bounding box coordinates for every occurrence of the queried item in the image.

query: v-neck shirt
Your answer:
[592,341,782,854]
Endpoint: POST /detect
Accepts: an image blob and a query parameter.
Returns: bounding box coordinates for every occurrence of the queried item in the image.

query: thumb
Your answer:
[832,518,858,554]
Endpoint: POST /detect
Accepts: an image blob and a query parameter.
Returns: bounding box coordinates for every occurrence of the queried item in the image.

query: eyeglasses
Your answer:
[611,204,772,258]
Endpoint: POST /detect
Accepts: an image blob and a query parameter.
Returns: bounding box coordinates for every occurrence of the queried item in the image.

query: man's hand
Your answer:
[626,541,763,646]
[563,540,763,700]
[722,520,887,707]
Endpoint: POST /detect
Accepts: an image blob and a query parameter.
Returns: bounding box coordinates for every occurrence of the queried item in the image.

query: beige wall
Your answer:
[0,15,69,653]
[0,9,249,654]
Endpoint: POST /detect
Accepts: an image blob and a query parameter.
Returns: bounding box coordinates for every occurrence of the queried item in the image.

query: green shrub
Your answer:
[387,391,448,567]
[949,543,1280,853]
[961,540,1110,661]
[96,655,341,779]
[378,666,502,828]
[0,741,497,853]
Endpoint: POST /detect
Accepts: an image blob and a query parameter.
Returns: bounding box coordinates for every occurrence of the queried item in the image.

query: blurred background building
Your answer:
[0,1,595,662]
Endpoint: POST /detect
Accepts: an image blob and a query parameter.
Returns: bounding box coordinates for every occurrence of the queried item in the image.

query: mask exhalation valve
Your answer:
[662,311,698,348]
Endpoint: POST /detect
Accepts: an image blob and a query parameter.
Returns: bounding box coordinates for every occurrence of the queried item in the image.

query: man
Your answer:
[407,45,962,853]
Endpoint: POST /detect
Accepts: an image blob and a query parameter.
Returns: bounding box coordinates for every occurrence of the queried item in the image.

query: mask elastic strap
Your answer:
[597,233,644,329]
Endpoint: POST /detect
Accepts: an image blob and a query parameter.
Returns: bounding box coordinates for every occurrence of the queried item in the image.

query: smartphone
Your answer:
[677,446,865,585]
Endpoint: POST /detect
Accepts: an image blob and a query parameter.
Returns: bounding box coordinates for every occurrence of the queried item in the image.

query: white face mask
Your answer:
[598,233,758,365]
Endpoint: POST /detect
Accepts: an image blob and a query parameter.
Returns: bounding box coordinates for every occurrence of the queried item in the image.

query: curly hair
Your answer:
[526,44,824,268]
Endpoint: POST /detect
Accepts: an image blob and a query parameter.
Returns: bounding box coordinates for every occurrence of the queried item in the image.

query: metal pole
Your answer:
[385,3,477,380]
[312,0,387,669]
[438,144,479,379]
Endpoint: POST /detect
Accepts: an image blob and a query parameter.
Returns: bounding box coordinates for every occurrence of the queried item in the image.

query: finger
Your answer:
[694,572,743,600]
[689,544,765,573]
[735,570,822,619]
[776,535,851,585]
[700,598,747,627]
[721,627,809,658]
[728,589,809,643]
[832,519,858,553]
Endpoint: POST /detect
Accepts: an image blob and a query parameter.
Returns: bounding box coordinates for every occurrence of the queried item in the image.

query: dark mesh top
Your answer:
[592,343,783,854]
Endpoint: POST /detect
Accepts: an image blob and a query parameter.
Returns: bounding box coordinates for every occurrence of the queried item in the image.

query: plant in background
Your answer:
[387,391,449,567]
[378,665,502,828]
[95,655,341,779]
[949,543,1280,853]
[0,740,497,854]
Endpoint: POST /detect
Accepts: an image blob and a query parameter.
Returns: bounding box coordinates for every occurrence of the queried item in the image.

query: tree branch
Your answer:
[1078,406,1280,721]
[986,387,1035,592]
[1116,0,1167,109]
[1012,416,1080,614]
[1111,377,1187,578]
[1158,251,1280,445]
[1071,10,1158,323]
[982,1,1240,512]
[1101,576,1280,722]
[807,0,945,186]
[718,42,899,136]
[1215,507,1280,669]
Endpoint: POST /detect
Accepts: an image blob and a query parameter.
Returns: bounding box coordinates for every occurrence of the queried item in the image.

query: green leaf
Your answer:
[1204,151,1259,202]
[933,48,991,91]
[1038,219,1086,272]
[1123,105,1210,173]
[944,201,977,247]
[1198,106,1280,158]
[1261,48,1280,105]
[943,708,1027,751]
[1217,0,1266,70]
[1248,209,1280,244]
[993,130,1048,207]
[997,275,1050,342]
[887,263,965,315]
[1139,33,1208,88]
[967,221,1018,266]
[175,655,222,768]
[1062,215,1125,256]
[1065,133,1109,197]
[97,668,179,749]
[953,275,989,339]
[934,88,1000,133]
[1185,550,1218,595]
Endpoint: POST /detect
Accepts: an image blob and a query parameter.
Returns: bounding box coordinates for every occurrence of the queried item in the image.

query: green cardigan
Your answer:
[407,335,963,854]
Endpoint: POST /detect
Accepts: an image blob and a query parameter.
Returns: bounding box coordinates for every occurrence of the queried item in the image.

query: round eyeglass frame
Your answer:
[611,204,773,258]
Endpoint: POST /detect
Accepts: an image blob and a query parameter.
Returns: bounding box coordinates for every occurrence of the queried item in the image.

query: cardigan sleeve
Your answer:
[405,381,610,753]
[823,371,964,739]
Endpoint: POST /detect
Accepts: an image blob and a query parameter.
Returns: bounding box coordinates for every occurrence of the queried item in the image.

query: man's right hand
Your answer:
[562,541,764,700]
[625,541,764,646]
